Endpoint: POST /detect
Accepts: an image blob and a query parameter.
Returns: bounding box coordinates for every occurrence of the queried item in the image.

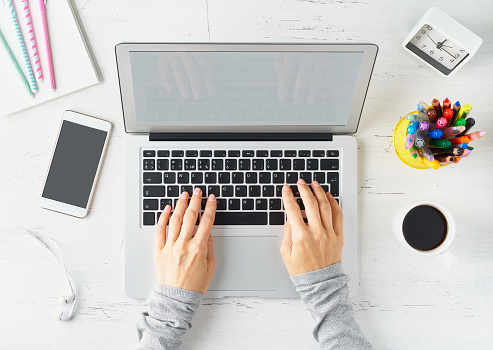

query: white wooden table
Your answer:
[1,1,492,349]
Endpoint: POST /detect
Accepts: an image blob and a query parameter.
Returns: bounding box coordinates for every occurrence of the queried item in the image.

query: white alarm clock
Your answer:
[402,7,482,76]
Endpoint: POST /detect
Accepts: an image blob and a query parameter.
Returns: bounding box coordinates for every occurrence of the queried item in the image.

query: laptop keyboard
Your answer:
[142,149,340,226]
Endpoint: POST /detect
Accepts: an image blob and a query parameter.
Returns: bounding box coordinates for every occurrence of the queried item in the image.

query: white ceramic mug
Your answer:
[392,202,458,269]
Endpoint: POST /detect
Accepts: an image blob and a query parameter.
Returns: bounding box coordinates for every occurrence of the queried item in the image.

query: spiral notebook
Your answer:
[0,0,102,117]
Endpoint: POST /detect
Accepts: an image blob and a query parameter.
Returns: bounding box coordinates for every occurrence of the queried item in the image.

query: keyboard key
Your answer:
[299,150,310,157]
[235,185,248,197]
[143,186,165,197]
[307,159,318,170]
[290,185,300,197]
[191,172,203,184]
[201,199,207,210]
[143,159,155,170]
[253,159,264,170]
[222,185,234,197]
[200,150,212,157]
[228,150,240,157]
[171,159,183,170]
[285,150,297,157]
[164,172,176,184]
[161,199,172,210]
[296,198,305,210]
[269,212,284,225]
[270,198,281,210]
[242,150,254,157]
[265,159,278,170]
[212,159,223,170]
[280,159,291,170]
[259,172,271,184]
[313,150,325,157]
[271,150,282,157]
[217,199,227,210]
[167,185,180,197]
[214,212,267,225]
[272,172,285,184]
[239,159,251,170]
[245,172,257,184]
[225,159,237,170]
[143,172,162,184]
[276,185,283,197]
[321,185,329,193]
[299,172,312,183]
[256,199,267,210]
[205,172,216,184]
[314,172,325,184]
[157,159,169,170]
[229,199,240,210]
[257,150,269,157]
[196,185,206,196]
[262,185,274,197]
[286,172,298,184]
[293,159,305,170]
[327,150,339,157]
[143,199,158,210]
[172,150,184,157]
[177,172,189,184]
[185,159,196,170]
[214,150,226,157]
[198,159,210,170]
[219,172,230,184]
[335,198,339,205]
[249,185,261,197]
[158,150,170,157]
[143,150,155,157]
[181,186,193,196]
[327,172,339,197]
[232,172,244,184]
[186,150,198,157]
[143,212,155,226]
[321,159,339,170]
[208,186,221,197]
[242,199,254,210]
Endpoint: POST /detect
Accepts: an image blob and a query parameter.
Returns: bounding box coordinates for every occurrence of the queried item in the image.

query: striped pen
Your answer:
[21,0,42,80]
[0,27,33,97]
[38,0,54,90]
[2,0,37,93]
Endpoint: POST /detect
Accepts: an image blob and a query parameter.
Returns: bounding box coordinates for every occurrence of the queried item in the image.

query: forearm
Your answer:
[137,285,203,350]
[291,263,373,350]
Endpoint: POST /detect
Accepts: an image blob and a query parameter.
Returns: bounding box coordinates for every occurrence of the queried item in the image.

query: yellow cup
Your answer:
[393,111,448,169]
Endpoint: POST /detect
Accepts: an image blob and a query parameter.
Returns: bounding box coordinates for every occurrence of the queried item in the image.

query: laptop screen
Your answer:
[128,51,364,127]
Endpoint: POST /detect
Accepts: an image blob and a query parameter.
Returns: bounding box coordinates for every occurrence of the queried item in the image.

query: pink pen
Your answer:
[22,0,42,80]
[38,0,55,90]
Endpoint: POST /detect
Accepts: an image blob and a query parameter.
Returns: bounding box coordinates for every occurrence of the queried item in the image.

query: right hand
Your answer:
[280,179,344,276]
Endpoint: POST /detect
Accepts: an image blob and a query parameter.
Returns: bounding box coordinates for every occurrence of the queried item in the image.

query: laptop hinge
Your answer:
[149,133,333,142]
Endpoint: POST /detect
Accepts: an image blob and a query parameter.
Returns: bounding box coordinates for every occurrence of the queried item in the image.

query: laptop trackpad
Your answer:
[208,236,279,291]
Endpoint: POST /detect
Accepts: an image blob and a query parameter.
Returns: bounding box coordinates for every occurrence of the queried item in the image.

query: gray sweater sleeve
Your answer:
[137,285,203,350]
[290,262,373,350]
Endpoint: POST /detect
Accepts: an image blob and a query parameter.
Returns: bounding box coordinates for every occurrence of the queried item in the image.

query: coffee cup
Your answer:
[392,202,458,269]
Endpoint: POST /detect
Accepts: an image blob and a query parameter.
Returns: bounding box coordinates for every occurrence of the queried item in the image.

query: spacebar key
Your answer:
[214,212,267,225]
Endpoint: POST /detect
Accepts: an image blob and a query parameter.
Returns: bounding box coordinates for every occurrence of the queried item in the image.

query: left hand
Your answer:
[154,188,217,294]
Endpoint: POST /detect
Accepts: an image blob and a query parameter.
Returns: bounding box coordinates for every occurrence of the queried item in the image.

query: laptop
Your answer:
[116,43,378,299]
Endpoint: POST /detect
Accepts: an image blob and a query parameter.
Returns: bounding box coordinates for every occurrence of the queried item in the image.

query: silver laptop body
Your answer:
[116,43,378,299]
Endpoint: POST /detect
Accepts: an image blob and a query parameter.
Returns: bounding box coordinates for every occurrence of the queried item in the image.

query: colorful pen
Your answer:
[21,0,42,80]
[443,98,451,110]
[0,27,33,97]
[456,143,468,149]
[436,155,460,164]
[405,132,416,150]
[405,113,426,122]
[429,147,463,156]
[450,136,470,145]
[426,109,437,124]
[443,109,454,125]
[434,117,448,129]
[415,130,425,148]
[417,101,428,117]
[419,121,430,131]
[427,129,443,139]
[467,146,474,150]
[38,0,55,90]
[442,126,466,139]
[2,0,37,93]
[431,98,442,119]
[453,118,466,127]
[429,139,452,148]
[419,146,434,162]
[461,104,472,119]
[460,149,472,157]
[406,121,420,135]
[449,101,461,126]
[409,145,419,158]
[465,131,486,141]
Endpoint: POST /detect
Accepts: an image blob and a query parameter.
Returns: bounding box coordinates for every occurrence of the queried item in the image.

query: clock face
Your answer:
[407,24,469,74]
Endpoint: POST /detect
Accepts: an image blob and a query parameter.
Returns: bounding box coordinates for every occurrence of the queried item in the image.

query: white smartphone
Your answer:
[39,111,112,218]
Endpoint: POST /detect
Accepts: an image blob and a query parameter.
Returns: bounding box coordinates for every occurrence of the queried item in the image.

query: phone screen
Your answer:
[42,120,108,208]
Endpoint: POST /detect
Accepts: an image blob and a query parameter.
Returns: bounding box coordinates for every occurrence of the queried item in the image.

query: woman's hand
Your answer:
[154,188,217,294]
[280,179,344,276]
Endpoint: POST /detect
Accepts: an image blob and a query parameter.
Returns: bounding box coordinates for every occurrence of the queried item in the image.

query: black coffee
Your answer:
[402,205,448,251]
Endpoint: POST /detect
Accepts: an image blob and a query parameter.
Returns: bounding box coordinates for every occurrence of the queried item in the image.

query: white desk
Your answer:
[1,0,492,348]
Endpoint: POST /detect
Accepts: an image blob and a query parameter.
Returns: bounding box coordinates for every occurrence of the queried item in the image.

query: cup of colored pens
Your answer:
[395,98,486,169]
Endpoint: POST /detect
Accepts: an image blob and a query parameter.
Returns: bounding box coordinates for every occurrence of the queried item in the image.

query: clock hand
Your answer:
[440,47,456,59]
[426,33,438,45]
